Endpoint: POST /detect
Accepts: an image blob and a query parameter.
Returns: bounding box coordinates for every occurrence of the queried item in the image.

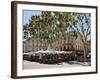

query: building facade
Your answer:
[23,32,90,53]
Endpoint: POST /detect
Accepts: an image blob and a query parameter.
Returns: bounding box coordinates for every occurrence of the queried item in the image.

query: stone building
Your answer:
[23,38,33,53]
[23,32,90,53]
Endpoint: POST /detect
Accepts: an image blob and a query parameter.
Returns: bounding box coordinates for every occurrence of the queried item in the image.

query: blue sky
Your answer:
[23,10,41,25]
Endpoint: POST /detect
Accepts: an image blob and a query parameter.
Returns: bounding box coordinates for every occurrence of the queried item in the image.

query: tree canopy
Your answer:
[23,11,91,54]
[23,11,77,50]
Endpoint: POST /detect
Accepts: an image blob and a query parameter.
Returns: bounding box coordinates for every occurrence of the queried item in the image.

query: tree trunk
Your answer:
[62,32,66,51]
[83,44,88,62]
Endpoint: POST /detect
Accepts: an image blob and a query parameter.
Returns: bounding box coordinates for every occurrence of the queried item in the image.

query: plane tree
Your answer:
[24,11,77,51]
[70,13,91,61]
